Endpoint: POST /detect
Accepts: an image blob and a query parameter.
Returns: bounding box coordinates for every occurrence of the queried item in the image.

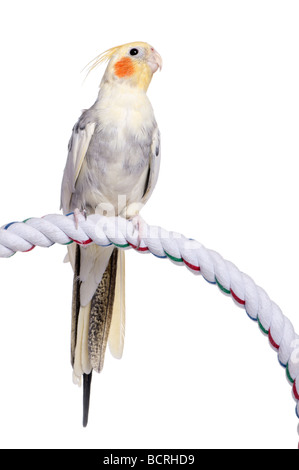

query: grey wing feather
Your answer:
[141,126,161,204]
[60,111,96,214]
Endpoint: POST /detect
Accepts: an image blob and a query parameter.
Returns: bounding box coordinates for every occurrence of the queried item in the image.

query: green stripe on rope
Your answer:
[286,363,294,384]
[164,250,183,263]
[215,276,231,295]
[112,242,130,248]
[258,317,269,335]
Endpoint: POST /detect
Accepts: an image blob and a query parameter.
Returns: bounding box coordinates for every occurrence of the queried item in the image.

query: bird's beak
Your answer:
[148,48,163,73]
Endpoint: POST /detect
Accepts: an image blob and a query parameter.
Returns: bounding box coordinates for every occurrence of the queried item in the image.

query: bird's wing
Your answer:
[141,126,161,205]
[60,113,96,214]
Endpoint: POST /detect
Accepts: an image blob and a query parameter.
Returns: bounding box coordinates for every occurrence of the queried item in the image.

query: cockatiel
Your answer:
[60,42,162,426]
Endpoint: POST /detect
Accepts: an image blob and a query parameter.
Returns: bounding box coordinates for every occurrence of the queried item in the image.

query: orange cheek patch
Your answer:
[114,57,135,78]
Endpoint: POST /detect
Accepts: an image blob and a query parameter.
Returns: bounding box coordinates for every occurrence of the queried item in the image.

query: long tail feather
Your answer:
[70,246,120,426]
[108,250,125,359]
[83,372,92,427]
[89,248,118,372]
[71,245,81,367]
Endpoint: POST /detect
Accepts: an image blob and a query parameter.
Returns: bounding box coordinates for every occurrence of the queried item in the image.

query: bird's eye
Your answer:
[129,48,139,56]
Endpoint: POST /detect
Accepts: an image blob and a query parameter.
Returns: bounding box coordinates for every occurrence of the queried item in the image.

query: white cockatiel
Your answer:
[60,42,162,426]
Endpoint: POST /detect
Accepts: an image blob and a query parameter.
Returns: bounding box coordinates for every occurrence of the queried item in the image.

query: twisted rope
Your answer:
[1,212,299,441]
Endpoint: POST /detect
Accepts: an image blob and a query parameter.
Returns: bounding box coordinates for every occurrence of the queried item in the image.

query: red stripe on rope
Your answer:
[23,245,36,253]
[268,329,279,350]
[128,242,149,252]
[70,237,92,246]
[293,381,299,401]
[182,258,200,272]
[231,289,245,306]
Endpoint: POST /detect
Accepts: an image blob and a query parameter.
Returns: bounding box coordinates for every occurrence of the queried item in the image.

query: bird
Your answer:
[60,41,162,426]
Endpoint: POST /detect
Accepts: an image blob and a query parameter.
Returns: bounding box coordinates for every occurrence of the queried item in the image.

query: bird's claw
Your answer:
[131,214,146,247]
[74,208,87,230]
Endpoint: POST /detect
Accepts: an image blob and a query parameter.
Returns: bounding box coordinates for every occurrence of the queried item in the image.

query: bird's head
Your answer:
[86,42,162,92]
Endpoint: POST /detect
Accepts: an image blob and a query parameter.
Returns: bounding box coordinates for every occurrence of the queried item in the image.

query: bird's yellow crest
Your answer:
[84,45,121,77]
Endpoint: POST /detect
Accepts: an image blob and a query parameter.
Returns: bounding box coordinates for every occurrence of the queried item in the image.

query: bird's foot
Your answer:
[130,214,146,248]
[74,208,87,230]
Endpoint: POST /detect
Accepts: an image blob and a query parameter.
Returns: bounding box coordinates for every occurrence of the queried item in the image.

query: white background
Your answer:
[0,0,298,450]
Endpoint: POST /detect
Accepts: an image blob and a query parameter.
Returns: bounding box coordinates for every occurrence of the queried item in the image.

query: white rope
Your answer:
[1,212,299,433]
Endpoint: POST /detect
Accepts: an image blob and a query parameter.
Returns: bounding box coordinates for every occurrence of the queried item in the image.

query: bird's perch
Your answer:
[0,212,299,441]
